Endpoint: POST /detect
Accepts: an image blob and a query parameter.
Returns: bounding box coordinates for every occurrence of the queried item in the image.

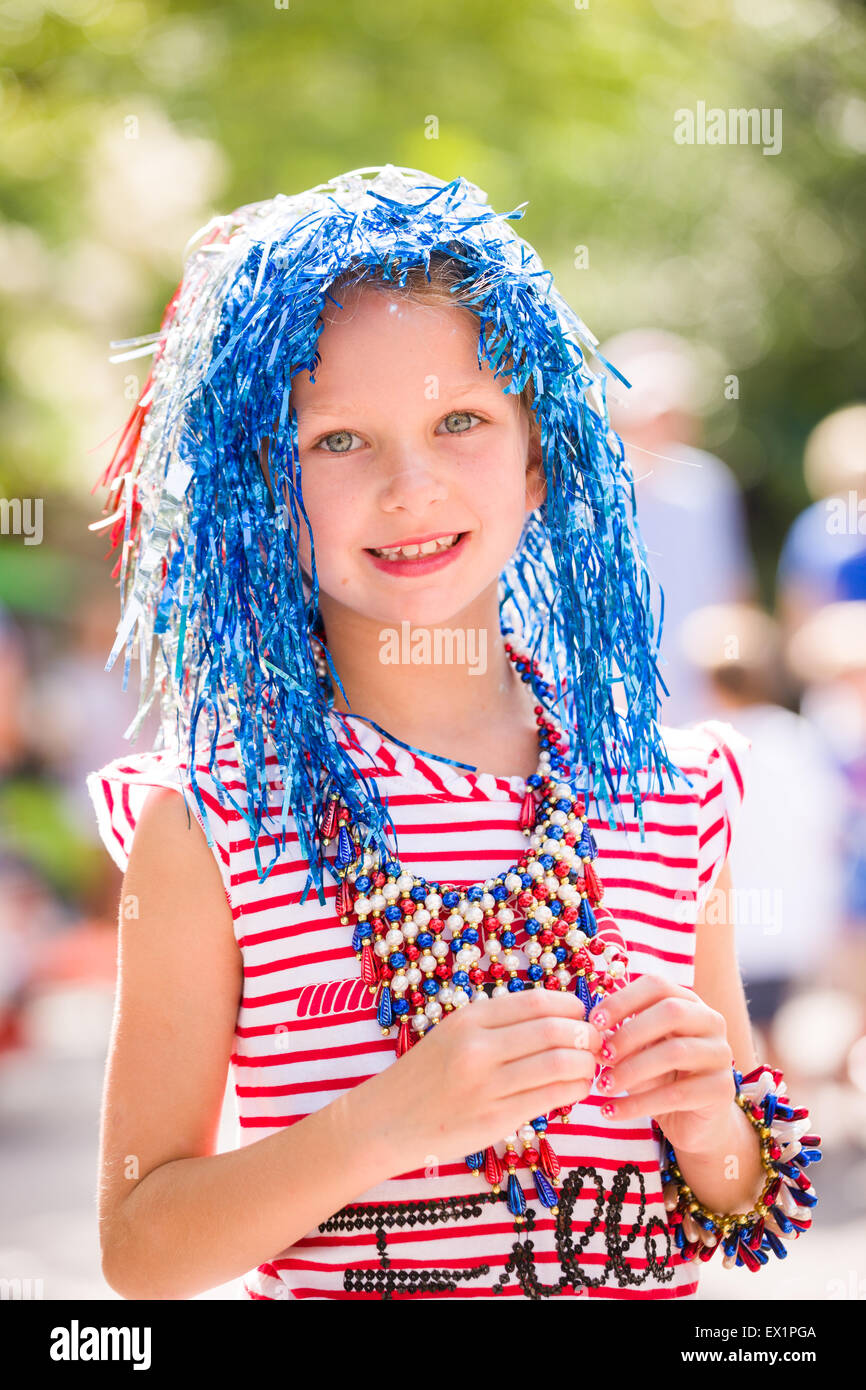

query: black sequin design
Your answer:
[316,1163,675,1300]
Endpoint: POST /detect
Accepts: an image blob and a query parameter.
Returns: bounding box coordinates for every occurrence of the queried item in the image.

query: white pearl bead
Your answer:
[527,861,544,879]
[609,960,626,978]
[492,984,508,997]
[471,989,490,1003]
[438,985,454,1005]
[382,882,400,901]
[406,967,422,986]
[466,906,484,924]
[549,811,567,827]
[540,951,558,970]
[528,834,543,850]
[391,974,409,994]
[503,953,521,972]
[519,1125,536,1144]
[505,874,522,894]
[418,954,436,974]
[446,913,464,932]
[485,937,500,955]
[565,929,582,948]
[457,899,471,917]
[425,1000,443,1020]
[542,838,560,857]
[397,873,414,892]
[431,940,449,959]
[555,783,572,799]
[425,892,442,911]
[535,905,553,924]
[451,988,469,1008]
[412,908,431,928]
[555,969,571,985]
[374,940,389,958]
[504,1134,518,1146]
[402,921,419,941]
[411,1013,429,1032]
[369,892,386,910]
[455,949,474,969]
[497,907,515,924]
[353,895,371,916]
[481,893,496,910]
[385,928,404,948]
[526,941,543,960]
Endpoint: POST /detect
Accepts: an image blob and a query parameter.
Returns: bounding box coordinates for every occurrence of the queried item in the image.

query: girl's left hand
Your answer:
[587,975,737,1158]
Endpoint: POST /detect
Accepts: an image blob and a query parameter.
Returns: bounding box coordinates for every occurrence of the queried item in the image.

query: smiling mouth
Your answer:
[366,532,466,560]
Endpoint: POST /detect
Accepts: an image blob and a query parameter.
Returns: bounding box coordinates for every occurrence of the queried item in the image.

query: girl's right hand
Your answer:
[365,987,603,1172]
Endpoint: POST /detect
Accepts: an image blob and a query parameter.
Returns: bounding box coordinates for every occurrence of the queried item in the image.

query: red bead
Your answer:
[563,832,577,846]
[587,937,605,955]
[532,884,549,901]
[428,918,444,933]
[561,906,579,924]
[538,929,555,946]
[552,920,569,939]
[405,944,420,960]
[484,1146,503,1187]
[517,891,535,910]
[409,991,424,1006]
[434,963,451,979]
[553,860,570,878]
[522,1147,540,1167]
[489,961,506,979]
[469,968,485,985]
[544,975,560,989]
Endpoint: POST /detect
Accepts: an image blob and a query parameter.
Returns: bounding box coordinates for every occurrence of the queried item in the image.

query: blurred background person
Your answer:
[599,328,757,727]
[776,404,866,640]
[678,601,848,1085]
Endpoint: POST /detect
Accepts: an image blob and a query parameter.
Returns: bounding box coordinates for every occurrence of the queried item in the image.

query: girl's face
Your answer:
[269,282,544,630]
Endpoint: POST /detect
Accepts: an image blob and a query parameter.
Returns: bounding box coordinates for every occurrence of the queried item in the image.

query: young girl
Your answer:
[86,164,820,1301]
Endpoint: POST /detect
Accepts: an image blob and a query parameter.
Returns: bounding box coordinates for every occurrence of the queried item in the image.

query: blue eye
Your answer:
[316,430,362,454]
[438,411,481,434]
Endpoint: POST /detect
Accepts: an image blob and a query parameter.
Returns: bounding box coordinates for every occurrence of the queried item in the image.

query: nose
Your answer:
[377,448,450,517]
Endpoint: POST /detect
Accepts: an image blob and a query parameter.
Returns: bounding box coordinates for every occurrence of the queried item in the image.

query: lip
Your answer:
[365,531,471,576]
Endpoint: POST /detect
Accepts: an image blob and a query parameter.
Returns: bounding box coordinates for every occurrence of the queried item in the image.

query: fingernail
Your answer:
[601,1102,616,1118]
[600,1042,614,1060]
[592,1010,607,1029]
[597,1068,615,1092]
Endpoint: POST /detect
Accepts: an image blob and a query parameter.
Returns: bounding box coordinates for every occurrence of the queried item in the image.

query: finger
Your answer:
[493,1015,603,1063]
[497,1045,599,1101]
[587,974,696,1033]
[598,1069,735,1122]
[479,986,586,1029]
[598,1035,730,1097]
[598,997,724,1067]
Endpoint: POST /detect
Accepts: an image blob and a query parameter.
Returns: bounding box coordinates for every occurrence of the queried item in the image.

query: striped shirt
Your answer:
[87,710,750,1300]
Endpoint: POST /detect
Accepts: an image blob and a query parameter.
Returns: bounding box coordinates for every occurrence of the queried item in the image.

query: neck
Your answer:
[316,586,541,771]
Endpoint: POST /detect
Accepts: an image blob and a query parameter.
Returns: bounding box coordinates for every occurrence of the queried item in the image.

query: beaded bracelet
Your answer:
[653,1063,821,1271]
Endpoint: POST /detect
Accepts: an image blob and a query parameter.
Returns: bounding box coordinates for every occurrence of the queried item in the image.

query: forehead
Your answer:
[290,281,510,408]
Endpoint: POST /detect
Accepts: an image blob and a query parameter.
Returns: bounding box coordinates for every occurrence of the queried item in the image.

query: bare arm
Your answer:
[99,787,603,1300]
[99,786,398,1299]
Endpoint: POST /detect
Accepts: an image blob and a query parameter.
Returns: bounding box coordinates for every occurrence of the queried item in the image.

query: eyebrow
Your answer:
[296,380,502,417]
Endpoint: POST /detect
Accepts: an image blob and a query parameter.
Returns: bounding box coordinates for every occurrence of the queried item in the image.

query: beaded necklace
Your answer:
[315,639,631,1221]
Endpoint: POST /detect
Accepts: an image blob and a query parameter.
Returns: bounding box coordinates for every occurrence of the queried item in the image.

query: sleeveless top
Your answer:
[86,710,751,1301]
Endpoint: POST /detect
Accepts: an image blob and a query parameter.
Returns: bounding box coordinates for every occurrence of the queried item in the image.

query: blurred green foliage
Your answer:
[0,0,864,603]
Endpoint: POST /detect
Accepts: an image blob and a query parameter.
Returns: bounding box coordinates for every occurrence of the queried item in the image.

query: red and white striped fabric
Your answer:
[86,711,750,1301]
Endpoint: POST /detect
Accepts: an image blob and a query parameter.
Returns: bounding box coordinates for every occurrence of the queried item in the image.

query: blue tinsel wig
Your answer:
[94,163,684,904]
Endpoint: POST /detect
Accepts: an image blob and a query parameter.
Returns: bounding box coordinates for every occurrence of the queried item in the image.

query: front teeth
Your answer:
[373,533,461,560]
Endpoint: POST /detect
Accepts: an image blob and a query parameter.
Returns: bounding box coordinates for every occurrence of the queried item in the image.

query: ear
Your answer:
[525,427,546,514]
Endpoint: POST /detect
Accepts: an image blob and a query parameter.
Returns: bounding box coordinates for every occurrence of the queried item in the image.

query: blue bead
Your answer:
[547,825,564,841]
[467,886,484,902]
[493,885,509,901]
[384,905,402,922]
[354,875,372,893]
[520,873,533,887]
[393,997,409,1016]
[577,975,593,1014]
[534,1169,558,1208]
[763,1231,788,1259]
[351,923,367,952]
[385,860,401,877]
[501,931,516,948]
[531,1116,548,1131]
[539,854,555,869]
[523,920,540,936]
[388,951,407,969]
[452,970,470,987]
[465,1152,484,1171]
[507,977,525,992]
[550,900,563,916]
[764,1093,778,1126]
[462,927,479,944]
[442,890,459,908]
[450,938,462,953]
[555,798,572,812]
[528,964,544,981]
[336,825,354,868]
[506,1172,527,1217]
[422,978,439,996]
[579,899,597,935]
[554,946,567,962]
[416,932,433,949]
[527,774,542,788]
[410,886,427,902]
[377,986,393,1028]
